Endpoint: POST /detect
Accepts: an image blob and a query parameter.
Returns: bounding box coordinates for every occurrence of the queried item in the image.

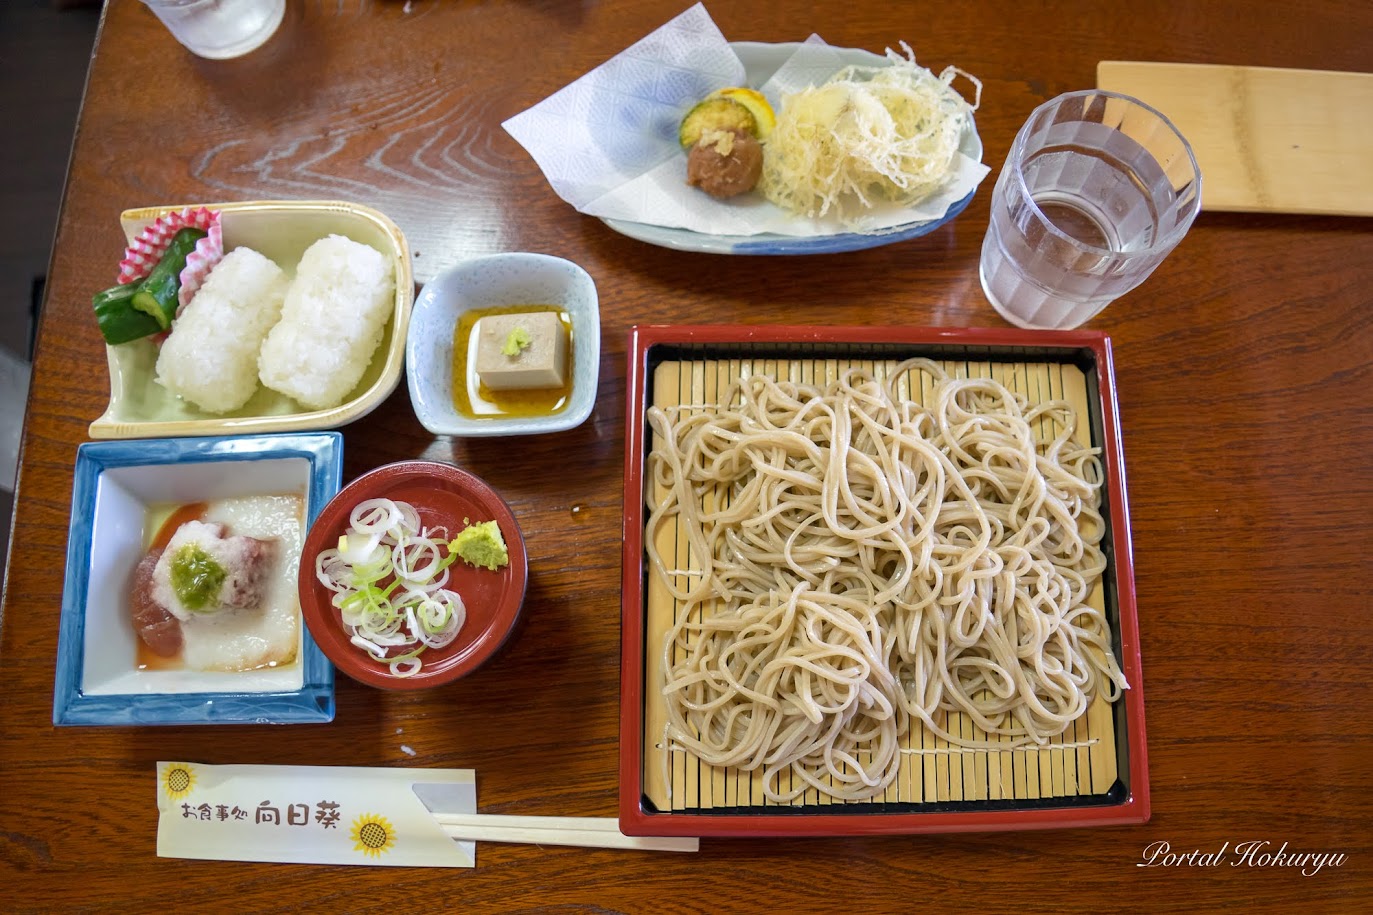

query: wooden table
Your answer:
[4,1,1370,910]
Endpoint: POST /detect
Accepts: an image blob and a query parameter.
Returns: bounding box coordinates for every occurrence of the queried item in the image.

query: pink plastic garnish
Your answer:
[117,207,224,313]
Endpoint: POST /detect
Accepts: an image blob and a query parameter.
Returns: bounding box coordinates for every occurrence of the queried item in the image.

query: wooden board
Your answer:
[1097,61,1373,216]
[642,356,1119,812]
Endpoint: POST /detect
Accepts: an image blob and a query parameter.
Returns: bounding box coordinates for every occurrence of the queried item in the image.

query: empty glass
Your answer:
[979,90,1201,330]
[140,0,285,60]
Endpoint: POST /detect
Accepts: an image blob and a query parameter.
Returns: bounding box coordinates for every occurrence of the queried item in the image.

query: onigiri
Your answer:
[257,234,394,410]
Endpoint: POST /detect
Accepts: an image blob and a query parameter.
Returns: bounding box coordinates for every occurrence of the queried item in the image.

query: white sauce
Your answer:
[178,495,304,672]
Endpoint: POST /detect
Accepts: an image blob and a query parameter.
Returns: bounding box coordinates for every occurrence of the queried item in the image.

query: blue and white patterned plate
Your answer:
[53,433,342,726]
[599,42,983,255]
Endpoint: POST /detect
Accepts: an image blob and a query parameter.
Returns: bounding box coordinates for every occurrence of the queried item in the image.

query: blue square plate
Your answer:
[53,433,342,725]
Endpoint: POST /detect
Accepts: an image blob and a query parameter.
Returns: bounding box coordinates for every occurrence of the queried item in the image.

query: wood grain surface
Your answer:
[3,0,1371,911]
[1097,61,1373,216]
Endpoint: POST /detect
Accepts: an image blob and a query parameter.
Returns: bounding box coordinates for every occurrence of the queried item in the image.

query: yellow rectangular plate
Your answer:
[89,199,412,440]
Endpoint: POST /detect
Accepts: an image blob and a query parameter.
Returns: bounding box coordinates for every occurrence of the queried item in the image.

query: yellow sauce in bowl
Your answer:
[450,305,574,419]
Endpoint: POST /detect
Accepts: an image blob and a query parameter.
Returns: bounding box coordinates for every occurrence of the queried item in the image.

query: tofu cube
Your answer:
[474,312,568,391]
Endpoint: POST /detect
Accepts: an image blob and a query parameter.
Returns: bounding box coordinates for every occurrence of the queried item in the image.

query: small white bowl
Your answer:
[406,253,600,436]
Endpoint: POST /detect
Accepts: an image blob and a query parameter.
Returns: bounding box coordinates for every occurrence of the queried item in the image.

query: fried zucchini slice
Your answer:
[679,97,757,149]
[708,87,776,140]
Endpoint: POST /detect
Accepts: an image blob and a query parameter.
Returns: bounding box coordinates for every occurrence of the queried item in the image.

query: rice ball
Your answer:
[258,235,395,410]
[154,246,288,413]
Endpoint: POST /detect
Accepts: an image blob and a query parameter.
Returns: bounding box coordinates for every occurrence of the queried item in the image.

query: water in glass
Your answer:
[980,92,1201,330]
[141,0,285,60]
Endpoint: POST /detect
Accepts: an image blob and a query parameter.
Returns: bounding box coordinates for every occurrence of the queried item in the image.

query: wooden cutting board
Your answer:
[1097,61,1373,216]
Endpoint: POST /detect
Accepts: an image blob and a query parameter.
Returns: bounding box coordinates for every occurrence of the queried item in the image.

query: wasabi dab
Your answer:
[451,520,510,571]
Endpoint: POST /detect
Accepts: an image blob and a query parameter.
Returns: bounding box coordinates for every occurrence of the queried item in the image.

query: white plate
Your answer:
[599,42,984,255]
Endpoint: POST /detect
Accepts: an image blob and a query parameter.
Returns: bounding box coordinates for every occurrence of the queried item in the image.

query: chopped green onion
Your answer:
[315,498,469,676]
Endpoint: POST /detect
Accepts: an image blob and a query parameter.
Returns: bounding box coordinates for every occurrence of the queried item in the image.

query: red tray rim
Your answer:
[618,323,1149,837]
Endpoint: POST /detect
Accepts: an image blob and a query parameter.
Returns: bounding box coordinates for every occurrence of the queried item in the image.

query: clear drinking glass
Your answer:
[979,90,1201,330]
[140,0,286,60]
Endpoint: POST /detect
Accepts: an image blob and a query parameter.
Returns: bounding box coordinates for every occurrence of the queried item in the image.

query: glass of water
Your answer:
[979,90,1201,330]
[140,0,286,60]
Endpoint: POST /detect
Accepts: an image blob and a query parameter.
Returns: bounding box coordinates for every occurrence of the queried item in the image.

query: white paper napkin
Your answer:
[502,4,989,238]
[156,762,477,868]
[502,3,743,211]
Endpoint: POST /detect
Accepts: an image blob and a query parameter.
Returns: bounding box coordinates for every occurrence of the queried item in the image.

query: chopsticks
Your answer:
[435,813,698,853]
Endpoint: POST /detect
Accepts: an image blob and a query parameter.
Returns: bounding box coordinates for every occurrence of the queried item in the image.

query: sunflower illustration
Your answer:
[161,763,197,800]
[350,813,397,858]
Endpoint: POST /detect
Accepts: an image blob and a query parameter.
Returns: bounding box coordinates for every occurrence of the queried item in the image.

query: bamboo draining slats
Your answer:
[642,355,1119,812]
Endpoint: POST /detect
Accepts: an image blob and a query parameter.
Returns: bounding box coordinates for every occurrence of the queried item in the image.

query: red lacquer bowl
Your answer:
[299,461,527,690]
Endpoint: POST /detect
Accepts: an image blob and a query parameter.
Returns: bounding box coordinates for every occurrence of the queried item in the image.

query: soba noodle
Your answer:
[645,358,1127,803]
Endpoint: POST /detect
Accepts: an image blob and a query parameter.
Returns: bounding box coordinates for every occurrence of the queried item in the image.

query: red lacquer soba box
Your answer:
[619,324,1148,837]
